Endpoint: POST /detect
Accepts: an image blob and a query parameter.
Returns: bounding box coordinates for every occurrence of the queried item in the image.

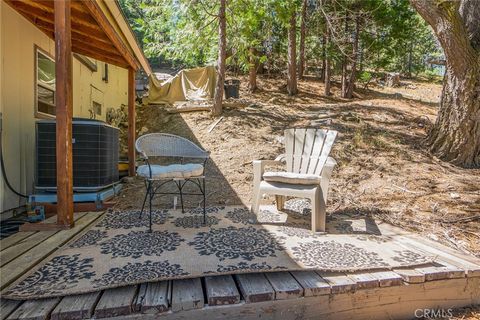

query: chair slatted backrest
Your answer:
[136,133,209,159]
[284,128,337,175]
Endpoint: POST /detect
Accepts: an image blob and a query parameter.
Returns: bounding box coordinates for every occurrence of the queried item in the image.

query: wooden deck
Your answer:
[1,212,479,320]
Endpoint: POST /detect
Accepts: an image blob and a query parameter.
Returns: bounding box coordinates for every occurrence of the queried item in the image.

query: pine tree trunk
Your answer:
[341,13,349,98]
[411,0,480,167]
[321,34,326,81]
[248,47,257,92]
[359,38,364,73]
[407,42,413,78]
[345,16,360,99]
[212,0,226,116]
[324,27,331,96]
[287,9,298,95]
[298,0,307,79]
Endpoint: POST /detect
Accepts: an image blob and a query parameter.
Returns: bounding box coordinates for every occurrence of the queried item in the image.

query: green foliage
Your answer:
[118,0,442,78]
[358,71,373,84]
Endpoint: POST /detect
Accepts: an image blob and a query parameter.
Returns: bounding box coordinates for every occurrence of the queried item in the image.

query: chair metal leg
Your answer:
[148,180,153,233]
[178,182,185,213]
[139,181,150,219]
[202,178,206,224]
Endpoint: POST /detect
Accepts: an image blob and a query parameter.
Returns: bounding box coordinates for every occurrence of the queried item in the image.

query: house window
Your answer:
[102,63,109,83]
[92,101,102,117]
[35,48,56,117]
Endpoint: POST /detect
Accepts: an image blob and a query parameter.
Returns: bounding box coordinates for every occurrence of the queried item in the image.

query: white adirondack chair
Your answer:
[252,128,338,232]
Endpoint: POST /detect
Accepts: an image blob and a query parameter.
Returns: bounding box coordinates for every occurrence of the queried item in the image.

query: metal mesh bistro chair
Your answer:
[136,133,209,232]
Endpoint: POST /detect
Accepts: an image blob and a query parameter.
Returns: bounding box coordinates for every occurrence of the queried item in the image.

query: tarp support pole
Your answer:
[128,67,136,177]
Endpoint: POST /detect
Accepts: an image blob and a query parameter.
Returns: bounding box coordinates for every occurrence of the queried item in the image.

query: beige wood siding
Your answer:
[0,2,128,213]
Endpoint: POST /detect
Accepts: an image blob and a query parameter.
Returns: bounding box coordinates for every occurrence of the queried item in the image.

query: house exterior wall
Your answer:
[0,2,128,215]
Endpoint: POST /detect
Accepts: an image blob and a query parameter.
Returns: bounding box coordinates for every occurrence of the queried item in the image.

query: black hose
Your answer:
[0,128,28,198]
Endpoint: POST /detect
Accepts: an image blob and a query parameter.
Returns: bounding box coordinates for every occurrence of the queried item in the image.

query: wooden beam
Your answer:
[10,2,112,45]
[34,24,128,67]
[82,0,140,70]
[54,0,74,228]
[128,67,136,177]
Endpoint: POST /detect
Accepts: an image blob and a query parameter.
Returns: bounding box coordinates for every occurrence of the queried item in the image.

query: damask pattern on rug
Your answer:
[4,254,95,297]
[69,230,108,248]
[97,209,169,229]
[291,240,390,269]
[189,226,282,261]
[3,205,434,300]
[100,230,184,258]
[93,260,189,287]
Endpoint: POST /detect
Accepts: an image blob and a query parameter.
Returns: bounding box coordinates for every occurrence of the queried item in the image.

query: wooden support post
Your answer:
[55,0,74,228]
[128,67,136,177]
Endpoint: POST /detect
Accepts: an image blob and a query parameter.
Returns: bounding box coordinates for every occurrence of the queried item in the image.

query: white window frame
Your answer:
[34,46,56,119]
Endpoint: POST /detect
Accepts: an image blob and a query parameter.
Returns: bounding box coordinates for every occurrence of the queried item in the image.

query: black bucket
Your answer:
[224,79,240,99]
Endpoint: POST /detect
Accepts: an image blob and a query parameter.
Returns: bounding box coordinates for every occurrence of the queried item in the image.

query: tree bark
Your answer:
[287,8,298,95]
[321,34,326,81]
[324,26,331,96]
[341,12,349,98]
[212,0,226,116]
[298,0,308,79]
[345,15,360,99]
[407,41,413,77]
[248,47,257,92]
[411,0,480,167]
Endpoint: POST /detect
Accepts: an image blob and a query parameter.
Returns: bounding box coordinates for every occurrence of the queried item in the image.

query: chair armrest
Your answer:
[137,152,153,179]
[274,154,286,162]
[321,157,337,182]
[325,156,337,170]
[252,159,284,176]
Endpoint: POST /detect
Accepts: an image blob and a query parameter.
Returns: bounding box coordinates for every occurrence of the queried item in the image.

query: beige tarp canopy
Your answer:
[146,66,216,104]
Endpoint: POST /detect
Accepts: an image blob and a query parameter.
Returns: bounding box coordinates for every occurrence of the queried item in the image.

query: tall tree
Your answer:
[248,47,258,92]
[298,0,308,79]
[287,7,298,95]
[345,15,361,99]
[411,0,480,167]
[324,25,331,96]
[213,0,227,116]
[340,12,349,98]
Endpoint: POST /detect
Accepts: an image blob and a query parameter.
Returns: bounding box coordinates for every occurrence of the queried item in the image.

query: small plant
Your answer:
[358,71,373,89]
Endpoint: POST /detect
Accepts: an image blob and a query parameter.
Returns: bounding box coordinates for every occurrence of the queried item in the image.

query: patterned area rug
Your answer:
[3,204,433,299]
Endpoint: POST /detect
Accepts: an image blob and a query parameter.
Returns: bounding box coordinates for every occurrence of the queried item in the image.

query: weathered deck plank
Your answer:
[265,272,303,300]
[369,271,403,287]
[1,300,22,320]
[171,278,204,312]
[291,271,331,296]
[0,233,35,252]
[416,263,465,281]
[1,212,103,290]
[347,273,379,290]
[204,276,240,306]
[393,268,426,283]
[94,285,137,319]
[0,231,58,268]
[50,291,101,320]
[119,277,480,320]
[7,298,60,320]
[0,213,85,254]
[136,281,170,314]
[317,272,356,294]
[235,273,274,303]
